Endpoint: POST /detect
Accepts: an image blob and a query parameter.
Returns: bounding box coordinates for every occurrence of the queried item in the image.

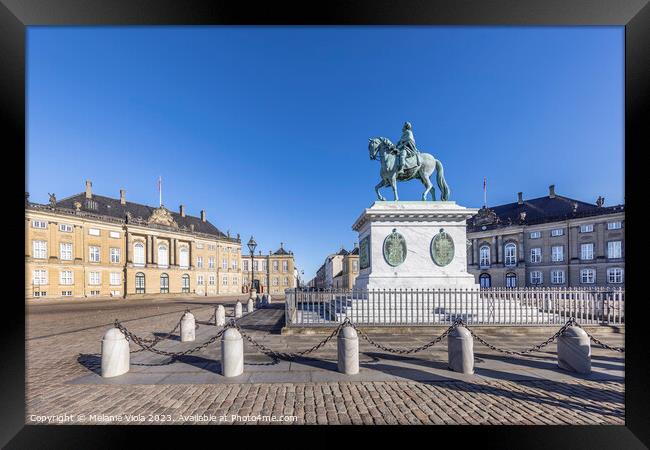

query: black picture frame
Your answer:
[3,0,647,446]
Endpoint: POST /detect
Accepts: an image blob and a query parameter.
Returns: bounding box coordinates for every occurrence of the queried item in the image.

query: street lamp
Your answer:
[247,236,257,293]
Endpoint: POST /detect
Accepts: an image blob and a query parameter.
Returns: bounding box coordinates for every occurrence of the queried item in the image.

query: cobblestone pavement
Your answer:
[26,296,625,425]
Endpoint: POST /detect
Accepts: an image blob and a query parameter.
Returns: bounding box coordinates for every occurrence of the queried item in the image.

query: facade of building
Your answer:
[466,185,625,288]
[241,243,296,296]
[341,246,360,290]
[26,181,294,299]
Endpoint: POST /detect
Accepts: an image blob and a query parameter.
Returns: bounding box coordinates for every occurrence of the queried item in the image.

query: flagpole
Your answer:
[159,176,162,207]
[483,177,487,207]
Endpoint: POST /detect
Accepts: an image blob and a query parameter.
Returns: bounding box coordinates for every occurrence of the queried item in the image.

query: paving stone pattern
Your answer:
[26,297,624,425]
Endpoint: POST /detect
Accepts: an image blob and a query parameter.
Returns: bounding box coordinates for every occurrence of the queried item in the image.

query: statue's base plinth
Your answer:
[352,201,479,290]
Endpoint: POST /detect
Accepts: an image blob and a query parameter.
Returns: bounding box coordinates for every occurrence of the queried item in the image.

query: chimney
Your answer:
[179,204,185,217]
[549,184,556,198]
[200,210,206,222]
[517,192,523,205]
[119,189,126,205]
[85,180,92,199]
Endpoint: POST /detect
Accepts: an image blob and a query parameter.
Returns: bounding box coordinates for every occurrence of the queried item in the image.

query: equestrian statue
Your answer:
[368,121,450,201]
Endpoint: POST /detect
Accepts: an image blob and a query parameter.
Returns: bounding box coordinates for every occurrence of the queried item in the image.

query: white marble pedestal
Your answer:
[352,201,479,290]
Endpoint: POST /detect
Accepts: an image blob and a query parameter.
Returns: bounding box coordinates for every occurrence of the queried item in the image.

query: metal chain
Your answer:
[571,322,625,352]
[115,320,229,357]
[463,319,575,356]
[231,319,345,361]
[350,320,459,355]
[128,313,184,354]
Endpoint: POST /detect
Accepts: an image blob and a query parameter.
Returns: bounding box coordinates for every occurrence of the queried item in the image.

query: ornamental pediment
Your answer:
[147,207,178,228]
[473,206,499,226]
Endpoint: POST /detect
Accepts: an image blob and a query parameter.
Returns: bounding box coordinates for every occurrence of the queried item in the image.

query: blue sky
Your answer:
[27,26,624,280]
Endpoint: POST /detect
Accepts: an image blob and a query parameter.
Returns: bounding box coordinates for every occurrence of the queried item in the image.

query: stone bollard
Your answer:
[215,305,226,326]
[101,328,130,378]
[235,301,243,318]
[266,294,272,305]
[247,298,255,313]
[249,288,257,300]
[557,326,591,374]
[221,328,244,377]
[180,311,196,342]
[337,324,359,375]
[448,326,474,374]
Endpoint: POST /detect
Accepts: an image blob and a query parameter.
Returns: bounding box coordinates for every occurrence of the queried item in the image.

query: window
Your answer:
[222,258,227,269]
[208,257,215,269]
[607,221,622,230]
[283,261,289,272]
[135,272,145,293]
[109,231,120,239]
[283,277,289,286]
[209,275,215,286]
[60,270,73,285]
[530,271,543,285]
[197,275,204,285]
[33,240,47,259]
[134,242,145,265]
[61,291,72,297]
[580,243,594,260]
[551,245,564,262]
[89,246,100,262]
[232,259,237,270]
[32,220,47,229]
[353,261,358,272]
[551,228,564,237]
[182,274,190,293]
[607,241,622,259]
[253,261,259,271]
[222,275,228,286]
[479,274,491,288]
[89,271,100,285]
[59,223,72,232]
[580,269,595,284]
[273,261,279,271]
[179,247,189,268]
[262,261,267,271]
[158,244,169,267]
[110,272,121,286]
[60,243,73,260]
[110,247,120,263]
[89,290,100,296]
[580,224,594,233]
[33,291,47,297]
[197,256,203,268]
[530,248,541,263]
[32,270,48,285]
[88,228,100,236]
[196,243,204,249]
[529,231,541,239]
[232,277,238,285]
[505,273,517,288]
[479,246,490,268]
[243,260,249,271]
[504,243,516,267]
[160,273,169,293]
[551,270,565,284]
[607,268,623,284]
[273,277,279,286]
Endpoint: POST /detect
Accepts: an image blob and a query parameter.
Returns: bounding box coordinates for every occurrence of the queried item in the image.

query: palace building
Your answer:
[26,180,297,299]
[466,185,625,288]
[240,243,297,296]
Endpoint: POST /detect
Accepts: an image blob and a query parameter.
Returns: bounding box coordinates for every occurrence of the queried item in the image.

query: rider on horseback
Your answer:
[395,121,420,176]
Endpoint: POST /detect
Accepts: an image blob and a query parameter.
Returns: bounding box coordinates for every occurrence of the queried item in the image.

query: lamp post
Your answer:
[247,236,257,296]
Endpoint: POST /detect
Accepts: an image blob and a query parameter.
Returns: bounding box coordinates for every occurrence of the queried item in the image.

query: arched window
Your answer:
[505,272,517,288]
[158,244,169,268]
[182,274,190,293]
[134,242,145,266]
[179,247,189,268]
[135,272,145,293]
[160,273,169,293]
[479,245,491,268]
[479,273,491,288]
[504,243,517,267]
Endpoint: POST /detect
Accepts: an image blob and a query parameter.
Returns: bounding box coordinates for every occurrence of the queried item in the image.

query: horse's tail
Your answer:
[435,159,450,201]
